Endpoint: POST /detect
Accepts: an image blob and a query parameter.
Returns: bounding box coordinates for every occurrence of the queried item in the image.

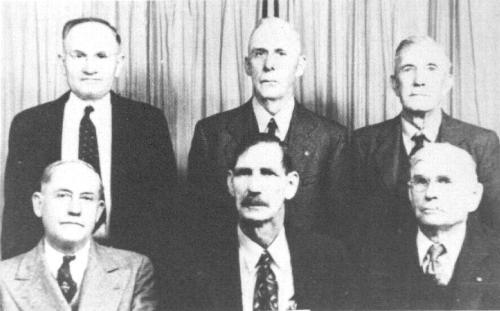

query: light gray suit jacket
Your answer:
[0,240,158,310]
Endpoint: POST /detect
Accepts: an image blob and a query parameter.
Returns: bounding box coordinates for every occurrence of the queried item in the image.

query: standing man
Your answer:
[351,36,500,245]
[0,160,157,310]
[364,144,500,309]
[2,17,177,261]
[190,134,353,310]
[188,17,348,237]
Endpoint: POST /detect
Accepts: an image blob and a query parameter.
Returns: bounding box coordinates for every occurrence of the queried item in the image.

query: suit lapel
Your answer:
[374,116,403,192]
[452,219,492,309]
[205,231,242,310]
[224,100,258,164]
[45,92,68,163]
[286,102,319,173]
[13,242,70,310]
[78,242,127,311]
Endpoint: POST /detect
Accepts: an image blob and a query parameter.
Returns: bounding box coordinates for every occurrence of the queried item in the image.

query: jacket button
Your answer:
[476,276,483,282]
[304,150,310,156]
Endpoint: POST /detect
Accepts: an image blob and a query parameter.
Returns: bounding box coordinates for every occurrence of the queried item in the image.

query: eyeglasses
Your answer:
[408,175,452,192]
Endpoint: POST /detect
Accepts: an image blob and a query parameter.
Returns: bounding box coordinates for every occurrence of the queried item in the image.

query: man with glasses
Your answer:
[2,18,177,270]
[363,143,500,309]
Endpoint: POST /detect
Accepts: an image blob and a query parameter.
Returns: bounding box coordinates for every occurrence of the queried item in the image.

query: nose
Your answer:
[82,56,98,75]
[424,181,439,200]
[247,174,264,193]
[413,68,426,86]
[263,54,276,72]
[67,198,82,216]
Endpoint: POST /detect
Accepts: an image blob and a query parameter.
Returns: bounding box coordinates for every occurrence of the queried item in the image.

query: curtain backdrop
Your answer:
[1,0,500,253]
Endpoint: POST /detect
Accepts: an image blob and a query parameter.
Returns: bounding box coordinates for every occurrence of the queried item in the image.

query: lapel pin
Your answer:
[304,150,310,156]
[475,276,483,282]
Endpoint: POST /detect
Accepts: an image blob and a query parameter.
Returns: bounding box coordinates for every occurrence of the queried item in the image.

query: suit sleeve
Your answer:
[131,256,159,311]
[476,131,500,231]
[2,114,43,259]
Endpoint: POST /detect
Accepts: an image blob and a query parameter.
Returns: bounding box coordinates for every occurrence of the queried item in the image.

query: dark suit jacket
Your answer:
[187,225,354,311]
[363,218,500,309]
[0,240,158,310]
[187,100,349,237]
[2,92,177,262]
[351,112,500,246]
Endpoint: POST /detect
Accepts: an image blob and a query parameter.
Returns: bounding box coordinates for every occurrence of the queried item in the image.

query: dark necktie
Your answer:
[423,243,447,285]
[409,133,427,157]
[79,105,100,174]
[253,251,278,311]
[267,118,278,137]
[57,255,77,302]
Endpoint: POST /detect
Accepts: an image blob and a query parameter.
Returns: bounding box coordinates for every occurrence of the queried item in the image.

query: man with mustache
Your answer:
[189,134,353,310]
[363,143,500,309]
[188,17,349,239]
[0,160,158,310]
[351,36,500,254]
[2,18,177,268]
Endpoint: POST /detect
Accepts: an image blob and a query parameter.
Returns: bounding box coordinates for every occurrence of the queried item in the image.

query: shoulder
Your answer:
[0,247,38,280]
[288,229,347,262]
[295,103,347,136]
[353,117,399,142]
[195,104,247,130]
[11,93,68,126]
[94,243,152,269]
[444,115,499,143]
[112,94,165,118]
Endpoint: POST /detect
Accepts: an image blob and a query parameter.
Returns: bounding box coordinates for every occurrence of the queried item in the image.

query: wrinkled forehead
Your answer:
[411,155,476,184]
[248,20,301,54]
[63,22,120,52]
[395,41,450,70]
[43,162,101,191]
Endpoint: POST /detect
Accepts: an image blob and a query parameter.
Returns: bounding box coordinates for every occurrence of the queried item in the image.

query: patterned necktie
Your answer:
[409,133,427,157]
[267,118,278,137]
[79,105,100,174]
[57,255,77,302]
[423,243,447,285]
[253,251,278,311]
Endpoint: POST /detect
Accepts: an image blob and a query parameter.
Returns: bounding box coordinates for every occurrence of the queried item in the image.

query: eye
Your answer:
[96,52,109,59]
[400,65,414,73]
[413,176,428,185]
[437,176,451,184]
[427,64,438,71]
[261,168,277,176]
[81,195,95,201]
[56,192,71,198]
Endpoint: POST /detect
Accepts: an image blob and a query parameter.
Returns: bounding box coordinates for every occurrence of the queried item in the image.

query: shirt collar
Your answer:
[67,92,111,116]
[416,222,467,266]
[401,109,442,142]
[43,238,91,279]
[252,97,295,140]
[238,225,291,272]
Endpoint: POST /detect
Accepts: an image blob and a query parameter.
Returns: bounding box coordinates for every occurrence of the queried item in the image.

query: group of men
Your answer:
[1,15,499,311]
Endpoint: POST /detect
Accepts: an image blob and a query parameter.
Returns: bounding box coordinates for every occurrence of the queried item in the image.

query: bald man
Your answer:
[351,36,500,252]
[363,143,500,309]
[188,17,349,239]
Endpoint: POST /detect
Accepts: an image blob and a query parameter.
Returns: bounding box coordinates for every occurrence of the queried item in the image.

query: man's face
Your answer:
[60,22,124,100]
[392,41,453,113]
[408,157,482,230]
[244,21,305,103]
[227,142,299,223]
[33,163,104,252]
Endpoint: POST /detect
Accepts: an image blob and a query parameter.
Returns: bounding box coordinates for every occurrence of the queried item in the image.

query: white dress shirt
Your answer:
[61,92,112,237]
[44,239,91,290]
[401,110,442,155]
[252,97,295,142]
[238,226,295,311]
[416,223,466,286]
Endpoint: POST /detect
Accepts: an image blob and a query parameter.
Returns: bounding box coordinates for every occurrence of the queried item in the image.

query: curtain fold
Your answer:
[1,0,500,251]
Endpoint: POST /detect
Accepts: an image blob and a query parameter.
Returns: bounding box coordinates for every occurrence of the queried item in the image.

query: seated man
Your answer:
[189,134,353,310]
[364,143,500,309]
[0,160,158,310]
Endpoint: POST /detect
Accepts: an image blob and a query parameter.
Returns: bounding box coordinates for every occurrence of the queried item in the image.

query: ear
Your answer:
[113,53,125,78]
[227,170,236,197]
[95,200,106,223]
[58,53,67,76]
[390,74,400,96]
[294,55,306,78]
[467,182,483,213]
[284,171,300,200]
[244,56,252,76]
[32,192,44,218]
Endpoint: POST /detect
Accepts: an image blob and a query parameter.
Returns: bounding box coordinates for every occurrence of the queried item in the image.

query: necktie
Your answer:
[253,251,278,311]
[409,133,427,157]
[267,118,278,137]
[423,243,447,285]
[79,105,100,174]
[57,255,77,302]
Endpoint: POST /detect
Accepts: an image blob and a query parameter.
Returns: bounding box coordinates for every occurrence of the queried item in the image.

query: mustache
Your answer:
[241,195,268,207]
